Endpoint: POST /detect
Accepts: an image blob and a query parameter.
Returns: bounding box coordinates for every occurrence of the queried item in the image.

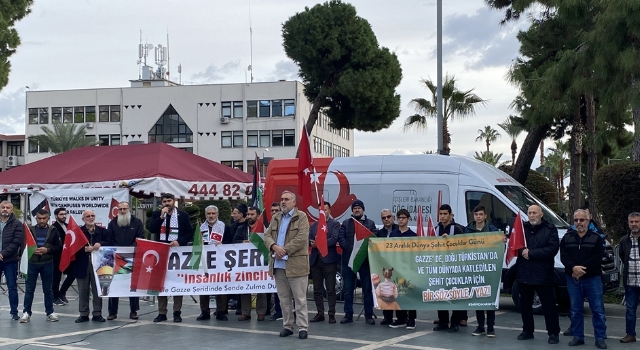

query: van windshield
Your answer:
[496,185,569,229]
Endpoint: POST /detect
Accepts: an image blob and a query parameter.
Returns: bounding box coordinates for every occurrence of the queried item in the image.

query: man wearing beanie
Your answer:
[231,203,250,318]
[338,199,377,325]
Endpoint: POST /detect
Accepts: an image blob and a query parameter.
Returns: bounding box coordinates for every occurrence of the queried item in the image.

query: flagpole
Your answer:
[304,122,321,209]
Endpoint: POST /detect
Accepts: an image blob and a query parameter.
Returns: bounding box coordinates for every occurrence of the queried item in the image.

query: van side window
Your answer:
[465,191,514,231]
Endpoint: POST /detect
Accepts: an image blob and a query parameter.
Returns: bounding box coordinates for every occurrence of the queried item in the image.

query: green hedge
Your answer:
[594,162,640,242]
[499,165,559,212]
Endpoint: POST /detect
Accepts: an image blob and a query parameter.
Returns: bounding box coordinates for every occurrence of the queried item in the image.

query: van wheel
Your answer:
[511,282,544,315]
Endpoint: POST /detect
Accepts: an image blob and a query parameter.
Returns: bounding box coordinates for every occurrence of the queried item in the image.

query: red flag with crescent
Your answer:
[59,215,89,272]
[130,238,170,295]
[108,197,120,220]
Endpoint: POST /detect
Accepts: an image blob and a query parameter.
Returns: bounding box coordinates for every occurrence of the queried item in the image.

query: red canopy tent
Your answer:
[0,143,253,199]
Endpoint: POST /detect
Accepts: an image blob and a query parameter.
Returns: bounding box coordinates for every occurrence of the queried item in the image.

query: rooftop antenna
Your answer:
[137,30,143,79]
[178,64,182,84]
[249,1,254,83]
[154,43,168,79]
[166,29,170,81]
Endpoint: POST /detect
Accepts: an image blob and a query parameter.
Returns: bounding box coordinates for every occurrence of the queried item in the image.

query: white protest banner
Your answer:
[91,243,276,297]
[30,188,129,227]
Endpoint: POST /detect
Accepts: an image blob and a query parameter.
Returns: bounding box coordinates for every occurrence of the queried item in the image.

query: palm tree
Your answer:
[497,116,524,165]
[474,150,504,166]
[475,125,501,152]
[403,74,487,154]
[544,140,570,214]
[28,122,99,154]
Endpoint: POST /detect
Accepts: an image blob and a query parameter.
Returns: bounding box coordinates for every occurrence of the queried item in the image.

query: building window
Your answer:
[28,140,39,153]
[221,131,232,148]
[247,130,258,147]
[29,108,49,124]
[272,100,282,117]
[284,99,295,116]
[63,107,73,123]
[99,105,121,122]
[8,141,23,156]
[99,135,110,146]
[247,159,256,174]
[28,108,38,124]
[0,141,3,156]
[233,131,243,148]
[111,135,121,145]
[221,160,243,171]
[284,129,295,146]
[272,130,283,146]
[221,161,232,167]
[74,107,85,123]
[86,106,96,122]
[99,106,109,122]
[148,104,193,143]
[110,105,121,122]
[52,108,62,123]
[259,100,270,117]
[247,101,258,118]
[221,102,232,118]
[233,101,243,118]
[259,130,270,147]
[313,136,320,153]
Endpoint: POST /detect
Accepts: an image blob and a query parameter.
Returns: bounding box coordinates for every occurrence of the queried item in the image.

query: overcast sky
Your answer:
[0,0,544,167]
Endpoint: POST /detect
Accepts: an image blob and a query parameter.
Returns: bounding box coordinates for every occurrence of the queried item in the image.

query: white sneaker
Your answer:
[20,312,30,323]
[47,313,59,322]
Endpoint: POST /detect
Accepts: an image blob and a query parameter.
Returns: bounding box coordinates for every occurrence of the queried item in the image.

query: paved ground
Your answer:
[0,282,631,350]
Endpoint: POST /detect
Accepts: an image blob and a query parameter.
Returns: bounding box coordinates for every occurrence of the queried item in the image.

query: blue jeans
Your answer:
[342,260,374,318]
[625,285,640,336]
[566,275,607,340]
[23,262,55,315]
[0,261,19,316]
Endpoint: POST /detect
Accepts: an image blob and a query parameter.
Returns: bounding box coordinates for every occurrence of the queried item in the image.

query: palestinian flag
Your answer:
[348,219,375,273]
[20,223,36,278]
[250,214,269,264]
[190,223,203,270]
[251,153,264,211]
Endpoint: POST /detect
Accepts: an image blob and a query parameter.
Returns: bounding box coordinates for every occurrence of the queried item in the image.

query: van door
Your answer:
[460,186,515,232]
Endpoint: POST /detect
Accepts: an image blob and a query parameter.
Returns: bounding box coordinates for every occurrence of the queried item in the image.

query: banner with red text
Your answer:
[91,243,275,297]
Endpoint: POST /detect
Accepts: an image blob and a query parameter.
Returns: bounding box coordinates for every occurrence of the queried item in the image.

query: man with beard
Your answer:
[105,201,144,320]
[75,210,109,323]
[148,193,194,323]
[0,200,25,320]
[196,205,232,321]
[52,207,73,306]
[618,212,640,344]
[338,199,377,325]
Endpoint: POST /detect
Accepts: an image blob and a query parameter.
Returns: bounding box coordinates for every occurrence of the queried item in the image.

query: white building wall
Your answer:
[24,81,354,170]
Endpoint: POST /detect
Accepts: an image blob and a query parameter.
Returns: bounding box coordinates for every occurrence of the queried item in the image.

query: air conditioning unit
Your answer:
[220,117,230,124]
[7,156,17,167]
[85,122,94,129]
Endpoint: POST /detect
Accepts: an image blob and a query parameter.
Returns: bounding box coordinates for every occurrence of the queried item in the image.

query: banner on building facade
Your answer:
[368,232,505,311]
[29,188,129,227]
[91,243,276,297]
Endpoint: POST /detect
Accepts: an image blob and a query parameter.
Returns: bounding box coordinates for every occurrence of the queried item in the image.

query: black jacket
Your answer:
[618,233,640,287]
[309,217,341,265]
[27,224,62,264]
[389,228,417,238]
[74,225,110,279]
[0,214,24,263]
[148,209,194,246]
[231,220,250,244]
[435,221,464,236]
[515,219,559,285]
[560,228,604,279]
[106,216,145,246]
[377,224,399,238]
[51,221,66,258]
[338,215,377,259]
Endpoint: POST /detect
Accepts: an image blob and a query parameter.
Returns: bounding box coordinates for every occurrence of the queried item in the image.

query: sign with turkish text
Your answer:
[368,232,505,310]
[91,243,276,297]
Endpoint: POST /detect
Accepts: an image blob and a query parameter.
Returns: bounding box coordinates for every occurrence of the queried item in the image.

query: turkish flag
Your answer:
[297,125,313,210]
[108,197,120,220]
[59,215,89,272]
[315,197,329,257]
[416,206,425,237]
[130,238,170,294]
[426,214,436,237]
[506,212,527,265]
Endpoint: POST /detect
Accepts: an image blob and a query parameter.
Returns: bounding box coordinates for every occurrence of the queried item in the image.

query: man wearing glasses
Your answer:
[105,201,145,320]
[560,209,607,349]
[376,209,398,326]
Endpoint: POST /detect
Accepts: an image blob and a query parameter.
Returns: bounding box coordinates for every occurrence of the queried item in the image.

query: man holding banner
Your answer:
[377,209,399,326]
[105,201,144,320]
[148,193,194,323]
[387,209,417,330]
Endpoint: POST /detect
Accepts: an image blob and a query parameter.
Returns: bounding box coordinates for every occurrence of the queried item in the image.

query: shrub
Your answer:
[499,165,559,212]
[193,200,233,225]
[594,162,640,242]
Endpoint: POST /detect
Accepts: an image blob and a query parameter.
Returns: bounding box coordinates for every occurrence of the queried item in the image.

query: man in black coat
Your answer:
[337,199,377,325]
[516,205,561,344]
[230,203,251,318]
[75,210,110,323]
[618,212,640,343]
[106,201,145,321]
[309,202,341,324]
[148,193,194,323]
[52,207,74,306]
[0,200,25,320]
